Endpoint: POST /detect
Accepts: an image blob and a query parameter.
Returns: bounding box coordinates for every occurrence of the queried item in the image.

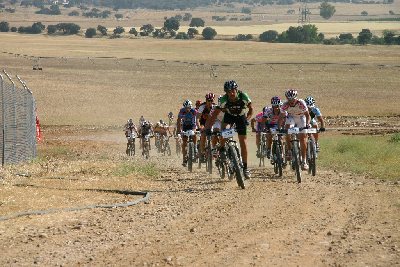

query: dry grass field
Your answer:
[1,15,400,266]
[1,34,399,125]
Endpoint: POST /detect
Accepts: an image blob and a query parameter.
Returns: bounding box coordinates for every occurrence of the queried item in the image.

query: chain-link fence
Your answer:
[0,70,36,166]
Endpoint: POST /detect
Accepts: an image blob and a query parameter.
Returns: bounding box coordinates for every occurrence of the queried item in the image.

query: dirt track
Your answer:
[0,127,399,266]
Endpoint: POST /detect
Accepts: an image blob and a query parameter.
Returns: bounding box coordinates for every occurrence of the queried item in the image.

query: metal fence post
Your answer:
[0,73,4,167]
[3,70,17,163]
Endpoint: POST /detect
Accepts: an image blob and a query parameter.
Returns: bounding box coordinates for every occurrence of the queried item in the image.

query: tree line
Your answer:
[1,19,399,45]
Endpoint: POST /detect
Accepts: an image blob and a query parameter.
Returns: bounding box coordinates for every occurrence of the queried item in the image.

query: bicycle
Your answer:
[141,134,152,159]
[306,128,319,176]
[125,132,136,156]
[269,128,286,177]
[175,134,182,156]
[154,133,161,153]
[285,126,306,183]
[257,132,268,167]
[161,135,172,156]
[182,130,198,172]
[213,132,234,180]
[220,128,246,189]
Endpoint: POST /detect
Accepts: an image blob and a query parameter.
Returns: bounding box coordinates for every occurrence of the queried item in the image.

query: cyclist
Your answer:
[139,120,154,151]
[198,92,216,162]
[263,96,287,159]
[304,96,326,152]
[195,100,202,111]
[251,111,266,158]
[153,121,163,150]
[279,89,310,171]
[177,100,199,167]
[139,115,145,126]
[205,80,253,179]
[168,112,174,126]
[124,119,139,154]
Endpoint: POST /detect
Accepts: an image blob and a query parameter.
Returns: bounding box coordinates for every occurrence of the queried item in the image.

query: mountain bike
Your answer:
[141,134,152,159]
[306,128,318,176]
[221,128,246,189]
[154,133,161,153]
[286,126,305,183]
[175,134,182,156]
[160,135,172,156]
[182,130,198,172]
[213,133,234,180]
[126,132,136,156]
[270,128,286,177]
[257,132,268,167]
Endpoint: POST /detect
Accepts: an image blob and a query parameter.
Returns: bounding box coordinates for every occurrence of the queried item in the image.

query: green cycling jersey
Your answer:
[217,91,251,116]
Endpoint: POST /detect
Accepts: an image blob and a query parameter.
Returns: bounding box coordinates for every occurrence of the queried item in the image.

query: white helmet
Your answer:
[183,99,192,108]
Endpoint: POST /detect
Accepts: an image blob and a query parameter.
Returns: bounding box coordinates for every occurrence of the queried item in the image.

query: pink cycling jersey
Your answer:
[263,107,287,125]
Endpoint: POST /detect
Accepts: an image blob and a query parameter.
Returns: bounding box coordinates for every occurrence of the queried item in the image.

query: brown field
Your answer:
[0,16,400,267]
[0,33,400,125]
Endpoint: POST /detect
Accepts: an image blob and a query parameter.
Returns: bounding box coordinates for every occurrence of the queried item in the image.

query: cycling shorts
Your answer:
[285,115,306,128]
[223,113,247,136]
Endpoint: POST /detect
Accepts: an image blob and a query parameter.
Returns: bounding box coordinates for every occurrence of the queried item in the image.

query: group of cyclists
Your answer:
[124,79,326,178]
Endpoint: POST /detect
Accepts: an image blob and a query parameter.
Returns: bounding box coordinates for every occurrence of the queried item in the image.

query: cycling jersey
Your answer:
[197,102,215,126]
[217,91,251,116]
[141,124,152,136]
[263,107,287,126]
[254,112,265,132]
[178,107,197,127]
[309,106,322,119]
[281,99,308,116]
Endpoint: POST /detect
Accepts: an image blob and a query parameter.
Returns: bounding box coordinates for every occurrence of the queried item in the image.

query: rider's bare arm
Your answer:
[317,115,325,128]
[205,108,220,130]
[246,102,253,122]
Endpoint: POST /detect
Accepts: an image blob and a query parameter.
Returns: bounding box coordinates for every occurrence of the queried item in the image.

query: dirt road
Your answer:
[0,128,399,266]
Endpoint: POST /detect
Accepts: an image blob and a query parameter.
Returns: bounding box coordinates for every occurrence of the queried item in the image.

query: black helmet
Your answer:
[224,80,238,92]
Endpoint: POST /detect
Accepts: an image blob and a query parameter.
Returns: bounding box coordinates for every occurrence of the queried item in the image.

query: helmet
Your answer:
[304,96,315,107]
[271,96,282,107]
[224,80,238,92]
[195,100,202,107]
[143,120,149,126]
[159,119,164,124]
[285,89,298,100]
[183,99,192,108]
[128,118,133,124]
[156,122,161,127]
[205,92,215,101]
[168,111,173,118]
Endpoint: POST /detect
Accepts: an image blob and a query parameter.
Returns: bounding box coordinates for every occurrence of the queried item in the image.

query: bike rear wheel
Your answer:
[188,142,194,172]
[308,140,317,176]
[228,145,245,189]
[273,142,283,177]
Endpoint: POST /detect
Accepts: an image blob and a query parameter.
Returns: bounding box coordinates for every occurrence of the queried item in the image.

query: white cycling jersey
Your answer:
[281,99,308,128]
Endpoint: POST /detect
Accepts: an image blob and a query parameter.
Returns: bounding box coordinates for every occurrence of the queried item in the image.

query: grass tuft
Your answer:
[389,133,400,143]
[319,135,400,180]
[113,162,160,177]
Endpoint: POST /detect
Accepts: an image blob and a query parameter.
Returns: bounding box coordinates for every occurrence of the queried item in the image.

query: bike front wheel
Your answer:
[228,145,245,189]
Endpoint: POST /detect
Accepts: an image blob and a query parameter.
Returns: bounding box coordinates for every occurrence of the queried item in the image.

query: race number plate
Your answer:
[222,129,235,139]
[270,128,279,134]
[183,130,195,137]
[287,127,300,134]
[307,128,317,134]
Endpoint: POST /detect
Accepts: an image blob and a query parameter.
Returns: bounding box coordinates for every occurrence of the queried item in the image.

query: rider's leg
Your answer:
[182,136,188,163]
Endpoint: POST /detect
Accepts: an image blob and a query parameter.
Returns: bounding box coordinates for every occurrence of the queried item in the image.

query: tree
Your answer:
[319,1,335,20]
[113,26,125,35]
[31,22,45,34]
[47,25,57,34]
[202,27,217,40]
[97,25,107,35]
[183,13,192,22]
[68,10,79,16]
[361,11,368,16]
[357,28,372,44]
[140,24,154,36]
[339,33,354,43]
[115,13,123,20]
[129,27,138,36]
[189,18,205,27]
[383,30,396,44]
[241,7,251,14]
[85,28,96,38]
[56,23,81,34]
[10,27,17,32]
[175,32,189,39]
[187,27,198,38]
[259,30,278,42]
[0,21,10,32]
[164,17,180,32]
[50,4,61,15]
